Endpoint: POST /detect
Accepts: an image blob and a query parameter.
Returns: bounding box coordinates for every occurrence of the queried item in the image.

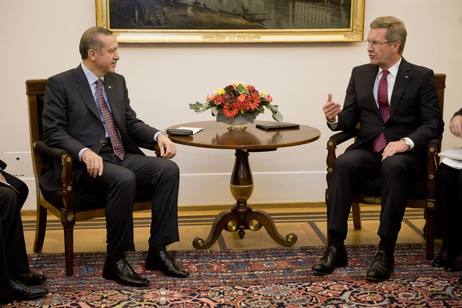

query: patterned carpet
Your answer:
[6,244,462,307]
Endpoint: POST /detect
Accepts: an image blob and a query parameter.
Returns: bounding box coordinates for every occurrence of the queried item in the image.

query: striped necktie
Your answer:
[95,79,125,160]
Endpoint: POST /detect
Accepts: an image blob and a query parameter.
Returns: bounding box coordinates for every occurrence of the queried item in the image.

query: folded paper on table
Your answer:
[177,127,203,134]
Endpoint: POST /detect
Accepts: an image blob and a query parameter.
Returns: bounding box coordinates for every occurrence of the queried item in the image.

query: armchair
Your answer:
[26,79,158,275]
[325,73,446,260]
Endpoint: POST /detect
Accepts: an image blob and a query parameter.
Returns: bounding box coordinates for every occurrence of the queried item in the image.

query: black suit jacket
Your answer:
[332,59,444,152]
[42,65,159,191]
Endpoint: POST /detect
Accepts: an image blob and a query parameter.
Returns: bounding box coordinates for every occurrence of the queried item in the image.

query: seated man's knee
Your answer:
[381,156,407,177]
[114,168,136,190]
[161,160,180,180]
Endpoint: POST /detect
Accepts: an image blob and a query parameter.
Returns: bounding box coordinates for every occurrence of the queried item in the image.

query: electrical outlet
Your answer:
[3,151,33,178]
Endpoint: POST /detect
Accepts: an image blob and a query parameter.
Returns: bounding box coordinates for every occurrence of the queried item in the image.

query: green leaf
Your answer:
[189,102,210,113]
[235,83,245,93]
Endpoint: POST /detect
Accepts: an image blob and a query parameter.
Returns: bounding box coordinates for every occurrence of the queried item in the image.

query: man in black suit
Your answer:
[0,160,48,304]
[313,16,444,281]
[42,27,188,287]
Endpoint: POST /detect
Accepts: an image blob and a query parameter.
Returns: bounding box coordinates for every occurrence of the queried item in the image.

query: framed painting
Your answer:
[96,0,364,43]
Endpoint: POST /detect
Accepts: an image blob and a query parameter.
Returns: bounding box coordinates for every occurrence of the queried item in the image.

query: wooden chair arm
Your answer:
[34,140,70,160]
[425,137,441,201]
[326,131,357,184]
[34,140,74,213]
[328,130,358,147]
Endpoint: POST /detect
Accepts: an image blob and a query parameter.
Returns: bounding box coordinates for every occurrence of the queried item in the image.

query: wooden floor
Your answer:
[22,203,426,254]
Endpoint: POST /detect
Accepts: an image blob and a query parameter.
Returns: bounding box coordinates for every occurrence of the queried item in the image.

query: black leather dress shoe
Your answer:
[9,279,48,301]
[146,250,189,278]
[103,258,150,287]
[312,246,348,276]
[366,250,394,282]
[15,272,46,286]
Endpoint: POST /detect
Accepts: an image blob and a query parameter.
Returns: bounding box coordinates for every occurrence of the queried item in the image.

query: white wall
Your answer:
[1,0,461,209]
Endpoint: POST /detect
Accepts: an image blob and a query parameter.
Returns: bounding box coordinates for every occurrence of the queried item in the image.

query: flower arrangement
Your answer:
[189,83,282,125]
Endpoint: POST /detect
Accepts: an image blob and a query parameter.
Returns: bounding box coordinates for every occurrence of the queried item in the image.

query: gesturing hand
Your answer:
[157,134,176,159]
[81,149,104,178]
[322,93,342,122]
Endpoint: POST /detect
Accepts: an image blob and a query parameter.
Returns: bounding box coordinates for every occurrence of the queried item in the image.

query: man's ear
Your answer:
[88,49,96,60]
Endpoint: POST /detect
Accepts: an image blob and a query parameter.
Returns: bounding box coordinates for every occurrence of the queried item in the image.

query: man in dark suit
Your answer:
[312,16,444,281]
[0,160,48,304]
[42,27,189,287]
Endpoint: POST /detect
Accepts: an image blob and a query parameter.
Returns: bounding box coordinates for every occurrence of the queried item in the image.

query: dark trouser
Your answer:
[436,163,462,261]
[327,148,424,245]
[79,152,180,256]
[0,171,30,301]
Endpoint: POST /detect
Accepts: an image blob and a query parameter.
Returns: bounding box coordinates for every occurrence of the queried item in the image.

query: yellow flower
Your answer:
[216,88,225,95]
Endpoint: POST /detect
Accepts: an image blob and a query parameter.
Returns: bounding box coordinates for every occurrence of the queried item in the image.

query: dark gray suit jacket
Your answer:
[332,59,444,152]
[42,65,159,191]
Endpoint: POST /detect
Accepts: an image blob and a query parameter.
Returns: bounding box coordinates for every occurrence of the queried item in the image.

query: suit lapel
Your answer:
[364,65,380,117]
[390,59,411,117]
[75,65,101,120]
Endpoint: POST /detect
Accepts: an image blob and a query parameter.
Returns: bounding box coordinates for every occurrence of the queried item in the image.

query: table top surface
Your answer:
[167,120,320,150]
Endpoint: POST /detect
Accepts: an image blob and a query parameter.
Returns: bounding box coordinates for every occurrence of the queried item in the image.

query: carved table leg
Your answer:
[246,210,297,247]
[193,149,297,249]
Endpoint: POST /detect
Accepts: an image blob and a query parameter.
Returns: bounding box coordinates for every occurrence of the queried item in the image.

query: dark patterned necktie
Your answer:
[95,79,125,160]
[373,69,390,152]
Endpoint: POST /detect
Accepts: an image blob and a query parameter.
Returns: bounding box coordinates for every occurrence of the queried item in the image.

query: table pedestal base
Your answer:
[193,149,297,250]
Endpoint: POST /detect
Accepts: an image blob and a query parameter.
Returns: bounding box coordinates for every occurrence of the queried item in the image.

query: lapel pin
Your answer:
[405,75,409,79]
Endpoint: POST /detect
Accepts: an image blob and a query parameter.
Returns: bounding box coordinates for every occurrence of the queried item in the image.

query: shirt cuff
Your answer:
[154,131,162,142]
[402,137,415,150]
[78,148,89,161]
[327,121,338,130]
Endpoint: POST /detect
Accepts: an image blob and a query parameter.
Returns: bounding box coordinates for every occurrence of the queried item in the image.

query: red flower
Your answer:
[223,102,240,118]
[213,95,225,105]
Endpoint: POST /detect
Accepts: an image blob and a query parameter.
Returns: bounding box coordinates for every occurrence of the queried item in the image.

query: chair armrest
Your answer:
[326,130,357,184]
[425,137,441,200]
[34,141,75,212]
[34,140,70,160]
[328,130,358,147]
[427,138,441,153]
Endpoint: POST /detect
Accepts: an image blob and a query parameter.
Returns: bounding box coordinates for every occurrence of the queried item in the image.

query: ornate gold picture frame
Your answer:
[96,0,364,43]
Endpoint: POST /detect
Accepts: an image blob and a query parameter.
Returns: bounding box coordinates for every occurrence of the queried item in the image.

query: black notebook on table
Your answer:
[256,122,300,130]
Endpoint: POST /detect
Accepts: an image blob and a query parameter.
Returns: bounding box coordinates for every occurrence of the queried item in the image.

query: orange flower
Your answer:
[223,102,240,118]
[214,95,225,105]
[247,94,260,111]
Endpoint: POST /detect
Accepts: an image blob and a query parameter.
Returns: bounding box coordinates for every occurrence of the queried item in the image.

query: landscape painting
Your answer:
[96,0,364,43]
